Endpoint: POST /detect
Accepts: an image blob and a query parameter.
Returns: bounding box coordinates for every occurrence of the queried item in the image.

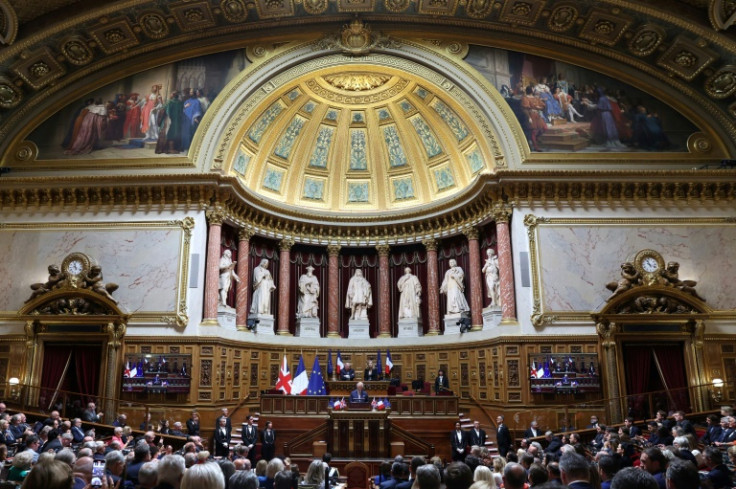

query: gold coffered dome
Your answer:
[228,65,495,215]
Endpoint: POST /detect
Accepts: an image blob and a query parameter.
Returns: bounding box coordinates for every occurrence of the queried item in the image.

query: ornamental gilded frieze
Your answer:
[627,24,666,57]
[547,4,578,32]
[89,17,139,54]
[705,65,736,99]
[498,0,546,27]
[657,36,718,81]
[138,11,170,39]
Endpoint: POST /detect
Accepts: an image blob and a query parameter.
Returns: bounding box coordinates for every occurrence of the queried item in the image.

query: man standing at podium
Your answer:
[435,370,449,394]
[350,382,369,402]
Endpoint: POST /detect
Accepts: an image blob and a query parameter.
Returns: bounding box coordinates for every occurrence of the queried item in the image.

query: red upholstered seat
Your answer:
[344,461,370,489]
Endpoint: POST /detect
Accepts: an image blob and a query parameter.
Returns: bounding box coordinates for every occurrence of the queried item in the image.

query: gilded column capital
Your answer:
[463,227,479,240]
[238,228,255,241]
[376,244,390,256]
[279,238,294,251]
[206,206,226,225]
[423,238,438,251]
[492,202,513,224]
[327,244,341,257]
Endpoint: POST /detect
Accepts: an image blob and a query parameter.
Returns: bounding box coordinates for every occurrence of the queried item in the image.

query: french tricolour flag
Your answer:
[385,350,393,375]
[336,350,344,374]
[291,356,308,395]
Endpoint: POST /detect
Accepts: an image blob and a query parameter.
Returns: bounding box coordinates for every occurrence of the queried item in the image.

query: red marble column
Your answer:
[465,227,483,331]
[235,228,253,331]
[494,204,517,323]
[376,245,391,338]
[202,207,225,326]
[277,238,294,335]
[424,239,441,335]
[326,244,341,338]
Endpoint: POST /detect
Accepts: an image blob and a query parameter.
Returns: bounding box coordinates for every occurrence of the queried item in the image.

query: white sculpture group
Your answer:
[217,247,502,328]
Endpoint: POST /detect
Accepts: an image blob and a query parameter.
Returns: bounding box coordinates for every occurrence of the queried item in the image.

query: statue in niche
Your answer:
[26,264,67,302]
[218,249,240,307]
[250,258,276,315]
[440,259,470,314]
[83,265,119,304]
[297,266,320,318]
[482,248,501,308]
[397,267,422,320]
[346,269,372,320]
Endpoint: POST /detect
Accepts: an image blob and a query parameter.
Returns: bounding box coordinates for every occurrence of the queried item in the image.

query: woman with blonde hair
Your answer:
[302,459,325,489]
[181,461,225,489]
[8,450,34,482]
[473,465,494,483]
[468,480,496,489]
[21,459,73,489]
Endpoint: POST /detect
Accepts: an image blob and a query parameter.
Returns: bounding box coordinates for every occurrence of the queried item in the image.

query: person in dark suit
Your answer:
[523,420,541,440]
[624,417,641,438]
[703,447,731,489]
[215,408,232,436]
[186,410,200,437]
[261,421,276,461]
[350,382,369,402]
[701,414,722,445]
[81,402,103,423]
[450,422,468,461]
[364,361,380,381]
[467,421,486,447]
[71,418,85,444]
[673,411,695,436]
[495,415,512,457]
[340,363,356,380]
[544,431,563,456]
[435,370,449,394]
[242,415,258,465]
[559,452,594,489]
[214,417,231,458]
[654,410,674,431]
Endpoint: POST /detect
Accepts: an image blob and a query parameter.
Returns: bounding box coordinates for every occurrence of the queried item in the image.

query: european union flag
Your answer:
[307,356,327,395]
[327,349,333,376]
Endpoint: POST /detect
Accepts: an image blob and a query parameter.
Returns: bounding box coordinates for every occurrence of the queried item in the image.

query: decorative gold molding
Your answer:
[375,244,390,256]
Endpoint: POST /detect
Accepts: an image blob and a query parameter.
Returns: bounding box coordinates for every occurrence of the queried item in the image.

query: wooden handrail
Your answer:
[467,394,498,431]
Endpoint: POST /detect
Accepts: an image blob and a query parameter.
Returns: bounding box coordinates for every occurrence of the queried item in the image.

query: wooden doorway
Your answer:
[622,342,690,419]
[39,342,103,416]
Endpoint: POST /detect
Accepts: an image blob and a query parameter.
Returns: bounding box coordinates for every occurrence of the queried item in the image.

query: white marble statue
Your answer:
[345,269,372,320]
[218,249,240,307]
[397,267,422,320]
[297,266,320,318]
[440,259,470,314]
[482,248,501,308]
[250,258,276,314]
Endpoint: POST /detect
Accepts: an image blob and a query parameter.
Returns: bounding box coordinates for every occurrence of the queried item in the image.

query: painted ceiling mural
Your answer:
[27,45,697,163]
[465,47,699,153]
[27,50,247,160]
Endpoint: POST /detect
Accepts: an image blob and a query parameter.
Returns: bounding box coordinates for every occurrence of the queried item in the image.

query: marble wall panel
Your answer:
[0,226,182,312]
[537,224,736,311]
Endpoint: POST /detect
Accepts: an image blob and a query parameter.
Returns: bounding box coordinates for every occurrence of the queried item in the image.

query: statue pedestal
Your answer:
[217,306,236,330]
[397,318,422,337]
[251,314,275,335]
[443,313,462,335]
[348,319,371,339]
[482,307,502,330]
[296,317,321,337]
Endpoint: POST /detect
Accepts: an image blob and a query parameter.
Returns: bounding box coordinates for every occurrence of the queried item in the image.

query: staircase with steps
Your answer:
[458,412,498,457]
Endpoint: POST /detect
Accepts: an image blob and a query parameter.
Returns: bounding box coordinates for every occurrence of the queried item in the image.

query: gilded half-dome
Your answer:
[227,65,496,214]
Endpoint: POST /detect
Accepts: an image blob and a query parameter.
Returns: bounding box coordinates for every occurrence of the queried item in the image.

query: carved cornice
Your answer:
[206,205,227,225]
[0,171,735,244]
